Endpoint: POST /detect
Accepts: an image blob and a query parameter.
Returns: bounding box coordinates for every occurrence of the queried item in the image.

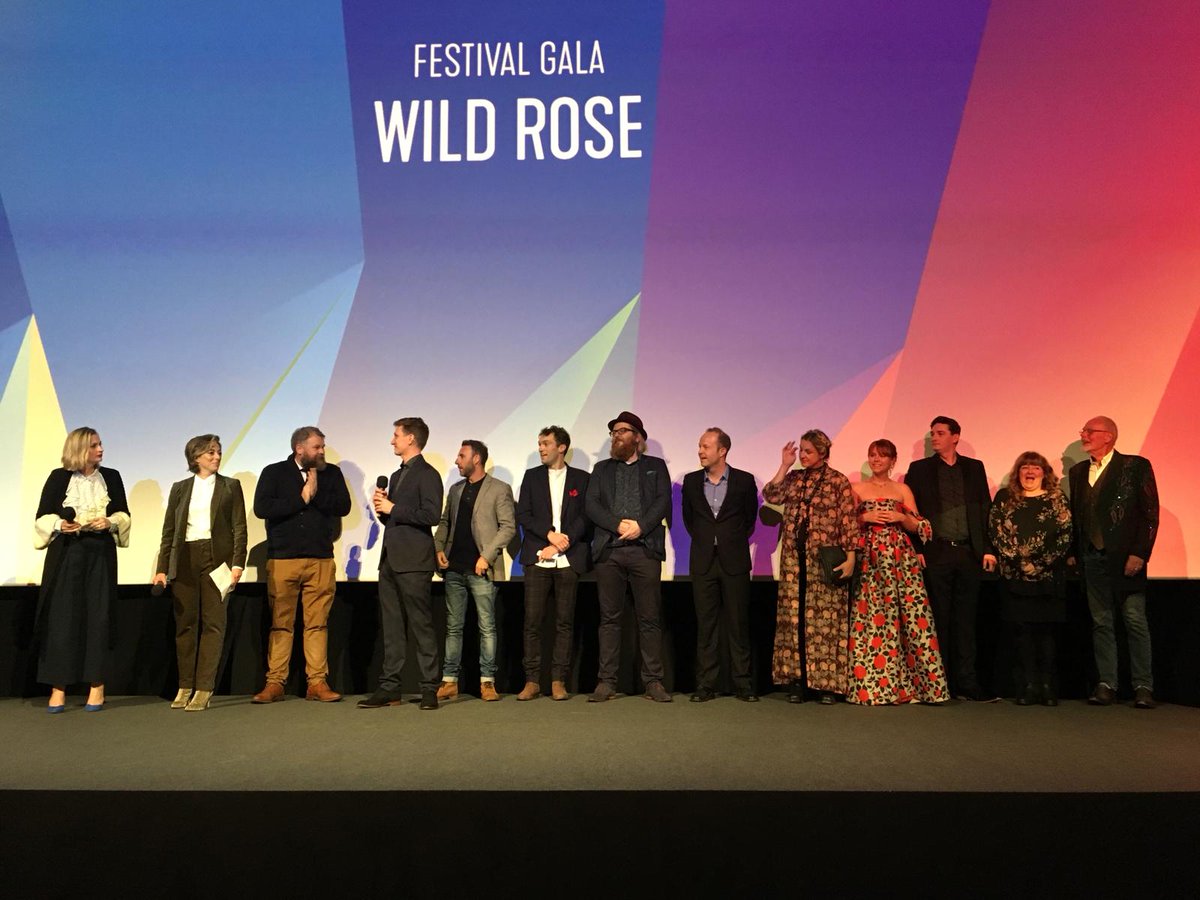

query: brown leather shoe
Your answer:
[252,682,285,704]
[516,682,541,701]
[480,681,501,702]
[306,681,342,702]
[436,681,458,701]
[551,680,568,701]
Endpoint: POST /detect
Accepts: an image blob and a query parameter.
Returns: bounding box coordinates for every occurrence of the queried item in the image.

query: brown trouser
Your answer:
[265,557,335,685]
[174,539,227,691]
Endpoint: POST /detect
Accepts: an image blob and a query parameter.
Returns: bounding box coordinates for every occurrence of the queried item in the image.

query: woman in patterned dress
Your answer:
[847,439,948,705]
[988,451,1072,706]
[763,429,858,704]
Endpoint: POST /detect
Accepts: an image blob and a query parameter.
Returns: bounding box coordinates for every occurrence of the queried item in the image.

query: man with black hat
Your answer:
[584,412,673,702]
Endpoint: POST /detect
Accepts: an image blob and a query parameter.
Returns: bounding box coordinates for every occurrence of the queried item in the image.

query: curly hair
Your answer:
[1003,450,1059,505]
[801,429,832,460]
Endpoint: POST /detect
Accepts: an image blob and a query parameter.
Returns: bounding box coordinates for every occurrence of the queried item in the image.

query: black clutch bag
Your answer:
[818,546,850,585]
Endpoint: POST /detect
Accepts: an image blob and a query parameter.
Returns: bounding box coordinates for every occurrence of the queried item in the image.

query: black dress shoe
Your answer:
[735,692,759,703]
[818,691,836,705]
[1088,683,1115,706]
[954,686,983,702]
[1015,684,1036,706]
[419,690,438,710]
[357,690,404,709]
[690,690,716,703]
[787,681,805,704]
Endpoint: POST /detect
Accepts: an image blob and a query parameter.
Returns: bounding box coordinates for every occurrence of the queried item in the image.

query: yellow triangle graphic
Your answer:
[1,315,67,584]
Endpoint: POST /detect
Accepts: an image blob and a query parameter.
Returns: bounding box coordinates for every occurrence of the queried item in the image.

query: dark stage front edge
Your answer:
[2,579,1197,706]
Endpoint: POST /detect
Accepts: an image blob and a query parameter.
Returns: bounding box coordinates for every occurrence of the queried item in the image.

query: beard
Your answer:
[299,451,327,471]
[610,440,635,461]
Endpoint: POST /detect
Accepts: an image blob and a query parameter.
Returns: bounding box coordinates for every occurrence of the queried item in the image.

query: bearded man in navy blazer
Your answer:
[360,417,444,711]
[681,427,760,702]
[515,425,591,701]
[585,411,672,703]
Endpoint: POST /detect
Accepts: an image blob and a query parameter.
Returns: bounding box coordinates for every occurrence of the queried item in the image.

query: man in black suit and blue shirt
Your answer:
[515,426,591,701]
[1069,416,1159,709]
[585,411,672,703]
[903,415,997,701]
[360,417,444,710]
[681,427,760,702]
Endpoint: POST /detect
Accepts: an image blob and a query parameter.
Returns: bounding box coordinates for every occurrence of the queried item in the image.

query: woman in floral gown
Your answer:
[988,451,1072,706]
[847,439,948,705]
[763,429,858,704]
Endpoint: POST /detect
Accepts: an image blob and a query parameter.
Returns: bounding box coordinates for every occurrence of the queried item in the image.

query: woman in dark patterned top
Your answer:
[763,429,858,704]
[988,451,1072,706]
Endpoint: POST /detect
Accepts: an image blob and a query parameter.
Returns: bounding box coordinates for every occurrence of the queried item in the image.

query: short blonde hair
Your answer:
[61,427,99,471]
[801,428,832,460]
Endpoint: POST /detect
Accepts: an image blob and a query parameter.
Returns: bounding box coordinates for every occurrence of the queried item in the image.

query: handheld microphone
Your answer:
[376,475,388,491]
[150,582,166,597]
[61,507,76,523]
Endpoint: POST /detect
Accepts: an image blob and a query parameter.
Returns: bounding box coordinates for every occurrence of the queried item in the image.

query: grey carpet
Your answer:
[3,693,1197,792]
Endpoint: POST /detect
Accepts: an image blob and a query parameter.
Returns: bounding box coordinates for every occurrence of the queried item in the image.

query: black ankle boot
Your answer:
[1015,683,1036,706]
[1040,683,1058,707]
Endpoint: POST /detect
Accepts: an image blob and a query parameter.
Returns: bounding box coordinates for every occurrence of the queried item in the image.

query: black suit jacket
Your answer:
[586,454,672,562]
[1069,451,1159,589]
[380,453,443,574]
[681,466,759,576]
[155,473,248,580]
[516,464,592,571]
[904,453,995,563]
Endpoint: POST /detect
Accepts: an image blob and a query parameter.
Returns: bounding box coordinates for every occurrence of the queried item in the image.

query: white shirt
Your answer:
[185,473,216,541]
[64,469,111,527]
[536,466,571,569]
[1088,449,1115,487]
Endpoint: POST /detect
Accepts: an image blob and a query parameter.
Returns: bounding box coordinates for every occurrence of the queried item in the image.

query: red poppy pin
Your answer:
[568,488,579,497]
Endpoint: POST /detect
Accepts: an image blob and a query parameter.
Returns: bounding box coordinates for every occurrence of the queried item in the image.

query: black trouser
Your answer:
[1014,622,1056,689]
[377,564,439,693]
[595,545,665,686]
[923,542,981,694]
[693,556,752,694]
[522,564,579,682]
[38,534,113,686]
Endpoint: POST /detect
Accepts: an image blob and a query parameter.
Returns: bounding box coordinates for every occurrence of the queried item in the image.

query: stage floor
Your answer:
[3,692,1197,793]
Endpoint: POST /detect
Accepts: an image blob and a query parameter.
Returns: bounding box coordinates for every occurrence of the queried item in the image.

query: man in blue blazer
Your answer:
[515,426,591,701]
[360,417,444,710]
[585,411,672,703]
[681,427,760,702]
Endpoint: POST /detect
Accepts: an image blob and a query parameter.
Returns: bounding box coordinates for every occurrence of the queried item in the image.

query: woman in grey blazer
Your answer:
[153,434,247,711]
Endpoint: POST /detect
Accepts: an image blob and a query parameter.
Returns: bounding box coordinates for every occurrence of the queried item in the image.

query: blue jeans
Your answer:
[1083,548,1152,690]
[442,570,498,681]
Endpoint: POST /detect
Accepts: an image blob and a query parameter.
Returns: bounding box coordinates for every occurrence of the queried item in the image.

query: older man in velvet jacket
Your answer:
[1070,416,1159,709]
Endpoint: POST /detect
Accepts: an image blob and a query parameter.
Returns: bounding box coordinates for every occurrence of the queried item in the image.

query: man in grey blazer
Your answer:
[360,417,444,710]
[434,439,517,701]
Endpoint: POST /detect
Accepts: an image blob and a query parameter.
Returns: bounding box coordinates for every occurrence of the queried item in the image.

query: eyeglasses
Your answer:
[1079,429,1112,436]
[609,428,635,437]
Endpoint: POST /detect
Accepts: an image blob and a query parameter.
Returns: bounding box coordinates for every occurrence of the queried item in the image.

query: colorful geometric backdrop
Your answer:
[2,1,1196,583]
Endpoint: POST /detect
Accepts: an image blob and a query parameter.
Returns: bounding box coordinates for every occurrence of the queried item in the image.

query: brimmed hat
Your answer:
[607,411,647,441]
